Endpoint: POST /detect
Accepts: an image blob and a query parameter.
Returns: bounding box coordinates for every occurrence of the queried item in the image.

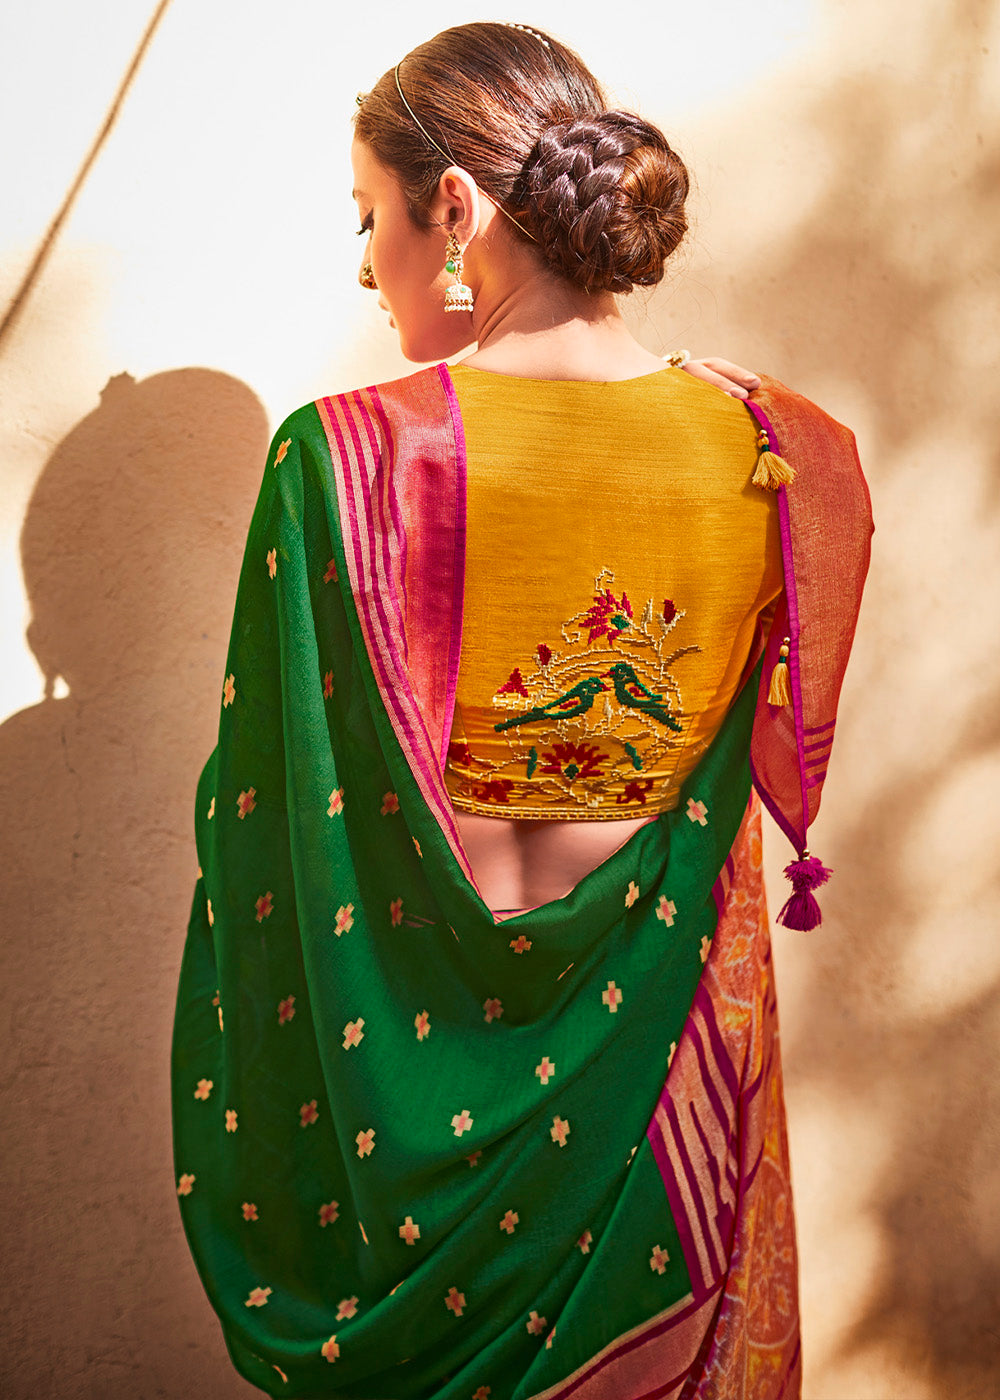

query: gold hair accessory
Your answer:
[665,349,691,368]
[393,61,538,244]
[443,231,474,313]
[360,263,378,290]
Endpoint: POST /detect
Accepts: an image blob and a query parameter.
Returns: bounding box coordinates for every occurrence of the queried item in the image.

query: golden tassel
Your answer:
[768,637,792,706]
[752,428,796,490]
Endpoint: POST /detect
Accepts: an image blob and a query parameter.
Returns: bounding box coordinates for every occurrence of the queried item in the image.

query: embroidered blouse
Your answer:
[444,364,783,819]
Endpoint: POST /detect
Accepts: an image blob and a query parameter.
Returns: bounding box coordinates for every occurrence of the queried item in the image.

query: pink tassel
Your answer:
[776,854,832,931]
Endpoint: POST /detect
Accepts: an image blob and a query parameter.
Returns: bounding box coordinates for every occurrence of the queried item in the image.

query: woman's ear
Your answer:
[430,165,482,242]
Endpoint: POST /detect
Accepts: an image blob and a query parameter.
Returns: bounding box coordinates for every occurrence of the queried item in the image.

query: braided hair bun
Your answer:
[521,112,689,294]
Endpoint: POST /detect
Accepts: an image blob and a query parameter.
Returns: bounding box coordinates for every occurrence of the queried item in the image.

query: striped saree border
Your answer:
[314,381,474,882]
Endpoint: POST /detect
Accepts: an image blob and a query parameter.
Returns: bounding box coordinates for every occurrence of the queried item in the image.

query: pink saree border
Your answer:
[314,380,474,881]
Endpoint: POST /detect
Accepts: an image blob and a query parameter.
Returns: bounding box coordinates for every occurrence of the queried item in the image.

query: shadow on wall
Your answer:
[1,369,265,1398]
[687,1,1000,1393]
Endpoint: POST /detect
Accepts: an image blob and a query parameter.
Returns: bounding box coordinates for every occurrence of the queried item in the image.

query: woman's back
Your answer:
[447,361,782,909]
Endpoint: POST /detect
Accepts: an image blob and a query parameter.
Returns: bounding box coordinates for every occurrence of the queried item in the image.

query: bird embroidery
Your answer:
[605,662,683,731]
[494,675,608,732]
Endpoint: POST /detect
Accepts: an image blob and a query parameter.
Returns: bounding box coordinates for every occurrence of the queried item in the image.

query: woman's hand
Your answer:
[675,354,762,399]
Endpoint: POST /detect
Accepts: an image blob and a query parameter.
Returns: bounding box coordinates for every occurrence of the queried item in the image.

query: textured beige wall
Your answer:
[2,2,998,1397]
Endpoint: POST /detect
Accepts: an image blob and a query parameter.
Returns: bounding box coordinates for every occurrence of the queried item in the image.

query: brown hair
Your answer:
[353,22,689,294]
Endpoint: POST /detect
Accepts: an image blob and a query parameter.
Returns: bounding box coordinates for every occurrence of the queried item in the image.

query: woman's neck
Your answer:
[459,256,666,383]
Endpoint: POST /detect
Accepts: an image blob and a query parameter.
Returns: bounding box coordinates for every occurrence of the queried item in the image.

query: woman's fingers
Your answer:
[681,356,762,398]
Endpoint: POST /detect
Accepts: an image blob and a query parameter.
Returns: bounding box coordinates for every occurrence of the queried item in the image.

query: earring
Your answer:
[443,232,474,313]
[360,262,378,290]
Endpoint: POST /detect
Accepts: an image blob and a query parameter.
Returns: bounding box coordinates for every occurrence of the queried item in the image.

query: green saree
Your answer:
[172,366,871,1398]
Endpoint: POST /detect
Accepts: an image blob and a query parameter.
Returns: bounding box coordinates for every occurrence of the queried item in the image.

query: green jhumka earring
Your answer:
[443,231,473,313]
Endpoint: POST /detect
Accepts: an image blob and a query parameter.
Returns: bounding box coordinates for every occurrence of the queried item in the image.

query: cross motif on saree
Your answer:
[318,1201,339,1226]
[323,670,334,699]
[324,558,338,583]
[334,904,355,937]
[602,981,623,1012]
[355,1128,375,1158]
[254,892,274,922]
[336,1297,358,1320]
[444,1286,466,1316]
[321,1336,339,1363]
[700,935,712,964]
[499,1210,519,1235]
[535,1056,555,1085]
[526,1311,547,1336]
[245,1286,271,1307]
[649,1245,669,1274]
[277,995,295,1024]
[509,934,532,954]
[577,1229,593,1253]
[399,1215,421,1245]
[327,787,344,816]
[625,880,639,908]
[342,1018,365,1049]
[266,548,277,579]
[237,787,256,819]
[390,897,404,926]
[550,1116,571,1147]
[414,1010,430,1040]
[299,1100,318,1127]
[222,674,236,708]
[451,1109,474,1137]
[381,791,399,814]
[686,797,708,826]
[656,896,676,926]
[483,997,503,1023]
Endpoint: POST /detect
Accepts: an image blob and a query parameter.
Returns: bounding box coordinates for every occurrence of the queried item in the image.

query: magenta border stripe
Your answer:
[745,399,809,850]
[538,1284,723,1400]
[437,363,467,771]
[316,391,471,875]
[803,719,835,736]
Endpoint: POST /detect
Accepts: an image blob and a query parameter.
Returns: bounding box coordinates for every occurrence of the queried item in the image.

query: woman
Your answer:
[172,22,872,1399]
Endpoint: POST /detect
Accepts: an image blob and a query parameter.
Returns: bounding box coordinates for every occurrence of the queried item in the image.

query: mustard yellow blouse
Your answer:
[444,364,783,819]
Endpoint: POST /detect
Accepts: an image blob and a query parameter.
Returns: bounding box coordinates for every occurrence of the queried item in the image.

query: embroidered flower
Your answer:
[226,1109,238,1132]
[241,1201,258,1220]
[582,588,633,644]
[618,778,654,805]
[536,643,552,666]
[466,778,514,805]
[539,741,606,784]
[447,739,474,767]
[497,668,528,697]
[278,995,296,1025]
[662,599,676,624]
